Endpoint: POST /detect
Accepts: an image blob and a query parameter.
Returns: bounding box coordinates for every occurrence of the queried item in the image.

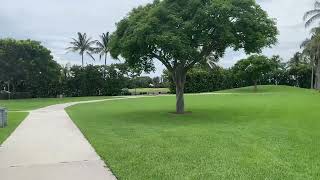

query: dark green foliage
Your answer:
[0,38,129,98]
[128,76,153,89]
[166,65,232,93]
[166,54,313,93]
[0,39,61,98]
[60,64,129,97]
[233,55,278,89]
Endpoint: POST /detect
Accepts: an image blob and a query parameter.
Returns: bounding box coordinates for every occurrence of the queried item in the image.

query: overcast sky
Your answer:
[0,0,316,76]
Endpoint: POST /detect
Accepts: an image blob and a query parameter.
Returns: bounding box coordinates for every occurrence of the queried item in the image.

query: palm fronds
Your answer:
[94,32,110,66]
[304,1,320,27]
[66,32,95,66]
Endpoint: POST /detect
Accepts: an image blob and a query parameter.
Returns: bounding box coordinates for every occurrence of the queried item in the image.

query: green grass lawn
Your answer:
[0,96,112,111]
[0,112,28,144]
[219,85,313,93]
[67,85,320,179]
[128,88,170,94]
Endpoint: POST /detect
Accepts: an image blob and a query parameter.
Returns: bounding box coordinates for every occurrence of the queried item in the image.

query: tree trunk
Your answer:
[315,60,320,90]
[81,53,84,67]
[7,81,11,100]
[104,55,107,78]
[105,55,107,67]
[253,80,258,92]
[311,65,314,89]
[173,65,186,114]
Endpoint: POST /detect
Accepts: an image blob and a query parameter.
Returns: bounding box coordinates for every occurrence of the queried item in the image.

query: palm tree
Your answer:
[304,1,320,27]
[95,32,110,67]
[301,29,320,89]
[67,32,95,66]
[303,1,320,89]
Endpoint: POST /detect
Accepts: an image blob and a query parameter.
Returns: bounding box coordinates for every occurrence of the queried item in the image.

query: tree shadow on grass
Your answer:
[111,107,260,127]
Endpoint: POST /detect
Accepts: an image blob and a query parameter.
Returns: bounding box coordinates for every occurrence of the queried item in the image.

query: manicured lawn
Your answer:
[0,96,112,111]
[129,88,170,94]
[67,85,320,179]
[219,85,312,93]
[0,112,28,144]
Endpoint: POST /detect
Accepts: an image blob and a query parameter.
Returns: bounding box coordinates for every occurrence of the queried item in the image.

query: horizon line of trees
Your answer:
[0,38,169,99]
[0,38,316,100]
[165,54,313,93]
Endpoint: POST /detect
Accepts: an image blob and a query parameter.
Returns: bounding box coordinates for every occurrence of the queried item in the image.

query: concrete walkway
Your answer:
[0,97,138,180]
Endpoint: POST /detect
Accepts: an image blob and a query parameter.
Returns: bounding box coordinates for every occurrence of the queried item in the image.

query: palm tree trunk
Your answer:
[81,53,84,67]
[104,55,107,78]
[105,55,107,67]
[315,60,320,90]
[311,64,314,89]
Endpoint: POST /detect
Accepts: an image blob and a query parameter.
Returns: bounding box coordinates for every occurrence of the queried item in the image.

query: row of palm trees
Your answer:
[67,32,110,67]
[302,0,320,89]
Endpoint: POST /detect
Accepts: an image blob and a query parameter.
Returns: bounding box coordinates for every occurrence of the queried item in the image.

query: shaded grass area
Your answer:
[67,86,320,179]
[0,96,112,111]
[0,112,28,144]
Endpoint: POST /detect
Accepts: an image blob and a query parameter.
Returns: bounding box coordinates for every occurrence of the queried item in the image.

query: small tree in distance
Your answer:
[109,0,278,114]
[233,55,276,91]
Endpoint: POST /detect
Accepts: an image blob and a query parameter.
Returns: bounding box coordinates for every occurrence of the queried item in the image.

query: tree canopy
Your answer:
[0,39,61,97]
[109,0,278,113]
[233,55,278,90]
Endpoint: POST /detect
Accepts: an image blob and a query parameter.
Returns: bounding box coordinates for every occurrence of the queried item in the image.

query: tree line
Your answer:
[165,54,312,93]
[2,0,320,114]
[0,39,166,99]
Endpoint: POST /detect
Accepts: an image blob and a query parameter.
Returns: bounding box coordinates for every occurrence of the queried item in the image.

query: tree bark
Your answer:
[173,65,186,114]
[315,60,320,90]
[311,65,314,89]
[81,53,84,67]
[104,55,107,78]
[253,80,258,92]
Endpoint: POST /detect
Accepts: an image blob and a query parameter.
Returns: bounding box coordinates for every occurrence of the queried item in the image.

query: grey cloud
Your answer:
[0,0,317,76]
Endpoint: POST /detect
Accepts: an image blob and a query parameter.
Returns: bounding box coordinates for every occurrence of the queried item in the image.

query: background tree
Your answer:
[95,32,110,76]
[67,32,95,66]
[0,39,61,98]
[233,55,277,91]
[109,0,278,113]
[286,52,312,88]
[301,28,320,89]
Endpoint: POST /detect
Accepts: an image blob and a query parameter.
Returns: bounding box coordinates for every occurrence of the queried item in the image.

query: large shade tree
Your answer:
[67,32,95,66]
[109,0,278,114]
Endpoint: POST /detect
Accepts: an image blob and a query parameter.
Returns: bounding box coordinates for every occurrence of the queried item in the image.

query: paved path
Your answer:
[0,97,138,180]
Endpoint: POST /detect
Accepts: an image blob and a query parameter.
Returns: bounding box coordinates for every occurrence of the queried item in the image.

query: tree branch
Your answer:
[151,53,174,71]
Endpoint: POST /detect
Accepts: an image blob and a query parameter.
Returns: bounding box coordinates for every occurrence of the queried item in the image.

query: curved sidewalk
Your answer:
[0,97,138,180]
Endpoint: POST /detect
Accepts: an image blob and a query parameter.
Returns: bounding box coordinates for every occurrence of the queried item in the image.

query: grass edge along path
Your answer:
[67,85,320,179]
[0,96,114,111]
[0,112,28,145]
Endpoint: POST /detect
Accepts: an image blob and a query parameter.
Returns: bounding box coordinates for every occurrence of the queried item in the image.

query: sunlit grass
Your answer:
[67,85,320,179]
